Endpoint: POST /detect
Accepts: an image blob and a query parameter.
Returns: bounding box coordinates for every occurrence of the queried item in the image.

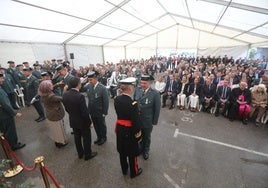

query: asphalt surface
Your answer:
[2,98,268,188]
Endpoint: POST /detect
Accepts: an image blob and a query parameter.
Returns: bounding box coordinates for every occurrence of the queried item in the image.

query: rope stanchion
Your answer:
[1,134,61,188]
[35,156,61,188]
[1,135,38,172]
[0,134,23,178]
[34,156,50,188]
[42,165,61,188]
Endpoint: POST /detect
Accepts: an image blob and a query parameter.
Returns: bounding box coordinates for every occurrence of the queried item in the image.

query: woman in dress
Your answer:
[38,80,68,148]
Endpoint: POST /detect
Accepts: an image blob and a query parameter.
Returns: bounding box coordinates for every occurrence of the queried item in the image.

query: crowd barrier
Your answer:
[0,134,61,188]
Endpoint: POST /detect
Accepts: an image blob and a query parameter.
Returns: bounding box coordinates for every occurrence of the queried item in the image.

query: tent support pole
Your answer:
[101,46,105,64]
[156,33,158,59]
[196,31,201,56]
[63,44,68,61]
[124,46,126,60]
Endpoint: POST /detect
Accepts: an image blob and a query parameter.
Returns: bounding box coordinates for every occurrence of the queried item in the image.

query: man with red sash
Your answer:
[114,77,142,178]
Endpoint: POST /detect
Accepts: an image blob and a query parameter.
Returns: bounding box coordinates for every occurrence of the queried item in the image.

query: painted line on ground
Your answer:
[174,128,268,158]
[163,172,181,188]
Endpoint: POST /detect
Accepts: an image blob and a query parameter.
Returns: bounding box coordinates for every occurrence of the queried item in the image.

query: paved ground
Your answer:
[1,98,268,188]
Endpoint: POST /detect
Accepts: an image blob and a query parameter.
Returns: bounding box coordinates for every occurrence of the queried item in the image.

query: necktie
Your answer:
[142,90,145,96]
[222,87,226,99]
[169,81,173,92]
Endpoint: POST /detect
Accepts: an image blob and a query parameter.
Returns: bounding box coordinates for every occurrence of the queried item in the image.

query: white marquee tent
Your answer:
[0,0,267,67]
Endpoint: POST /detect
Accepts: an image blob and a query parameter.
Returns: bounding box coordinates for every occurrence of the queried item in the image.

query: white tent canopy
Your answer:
[0,0,267,66]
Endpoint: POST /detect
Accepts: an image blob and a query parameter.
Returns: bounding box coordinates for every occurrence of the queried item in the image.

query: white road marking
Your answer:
[174,129,268,158]
[174,128,180,138]
[163,173,181,188]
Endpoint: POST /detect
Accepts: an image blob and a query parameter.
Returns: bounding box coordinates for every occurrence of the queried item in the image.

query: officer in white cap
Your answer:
[114,77,142,178]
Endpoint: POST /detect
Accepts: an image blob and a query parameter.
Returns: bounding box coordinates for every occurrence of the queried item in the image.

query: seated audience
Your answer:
[176,75,189,110]
[162,74,178,109]
[249,84,267,126]
[228,81,251,124]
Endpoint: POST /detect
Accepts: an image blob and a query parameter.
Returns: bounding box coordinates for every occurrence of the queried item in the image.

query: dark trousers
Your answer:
[8,93,18,109]
[110,86,118,97]
[73,128,92,157]
[162,93,176,107]
[140,127,153,154]
[119,153,139,177]
[32,101,45,117]
[0,117,18,147]
[215,101,229,115]
[92,116,107,140]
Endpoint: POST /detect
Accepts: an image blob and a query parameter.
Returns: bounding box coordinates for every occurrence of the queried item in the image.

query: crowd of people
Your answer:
[0,53,267,178]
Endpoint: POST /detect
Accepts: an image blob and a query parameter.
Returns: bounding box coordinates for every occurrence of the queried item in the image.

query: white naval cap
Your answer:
[119,77,136,85]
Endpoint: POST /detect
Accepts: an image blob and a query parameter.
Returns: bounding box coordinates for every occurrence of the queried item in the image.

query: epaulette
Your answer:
[132,101,137,105]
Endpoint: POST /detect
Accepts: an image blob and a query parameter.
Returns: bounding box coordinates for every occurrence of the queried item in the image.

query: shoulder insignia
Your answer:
[132,101,137,105]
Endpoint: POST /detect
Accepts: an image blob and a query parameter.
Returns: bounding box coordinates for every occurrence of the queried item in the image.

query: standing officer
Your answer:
[55,65,74,94]
[23,67,46,122]
[114,77,142,178]
[84,71,109,145]
[0,68,19,109]
[0,73,25,151]
[134,75,161,160]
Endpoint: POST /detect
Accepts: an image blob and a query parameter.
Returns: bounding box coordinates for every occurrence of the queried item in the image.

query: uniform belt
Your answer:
[115,119,132,133]
[20,80,27,83]
[116,119,132,127]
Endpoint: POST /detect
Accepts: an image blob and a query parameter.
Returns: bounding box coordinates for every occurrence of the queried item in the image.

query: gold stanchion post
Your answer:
[0,134,23,178]
[34,156,50,188]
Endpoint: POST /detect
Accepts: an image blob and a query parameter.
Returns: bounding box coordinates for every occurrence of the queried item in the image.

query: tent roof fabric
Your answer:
[0,0,267,48]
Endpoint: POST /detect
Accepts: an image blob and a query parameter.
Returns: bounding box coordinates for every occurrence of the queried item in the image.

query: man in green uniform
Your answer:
[0,68,19,109]
[84,71,109,145]
[134,75,161,160]
[0,73,25,151]
[23,67,45,122]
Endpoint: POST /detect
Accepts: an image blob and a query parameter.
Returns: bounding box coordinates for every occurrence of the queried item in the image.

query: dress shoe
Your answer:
[143,152,149,160]
[35,117,41,121]
[84,151,97,161]
[242,119,248,125]
[55,142,68,148]
[169,106,174,110]
[12,143,26,151]
[36,117,46,122]
[97,138,106,145]
[78,153,84,159]
[131,168,142,178]
[94,139,101,144]
[162,104,166,108]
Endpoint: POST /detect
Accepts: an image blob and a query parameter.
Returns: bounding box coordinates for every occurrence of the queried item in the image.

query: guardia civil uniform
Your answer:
[134,75,161,160]
[0,73,25,150]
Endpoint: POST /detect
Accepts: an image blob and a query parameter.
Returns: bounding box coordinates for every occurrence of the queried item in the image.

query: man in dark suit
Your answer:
[62,77,97,160]
[134,75,161,160]
[162,74,178,109]
[215,79,231,117]
[23,67,45,122]
[114,77,142,178]
[0,73,25,151]
[83,71,109,145]
[201,78,217,112]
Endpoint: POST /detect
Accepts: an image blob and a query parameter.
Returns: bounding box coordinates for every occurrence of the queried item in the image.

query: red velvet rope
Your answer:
[42,165,61,188]
[2,139,38,171]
